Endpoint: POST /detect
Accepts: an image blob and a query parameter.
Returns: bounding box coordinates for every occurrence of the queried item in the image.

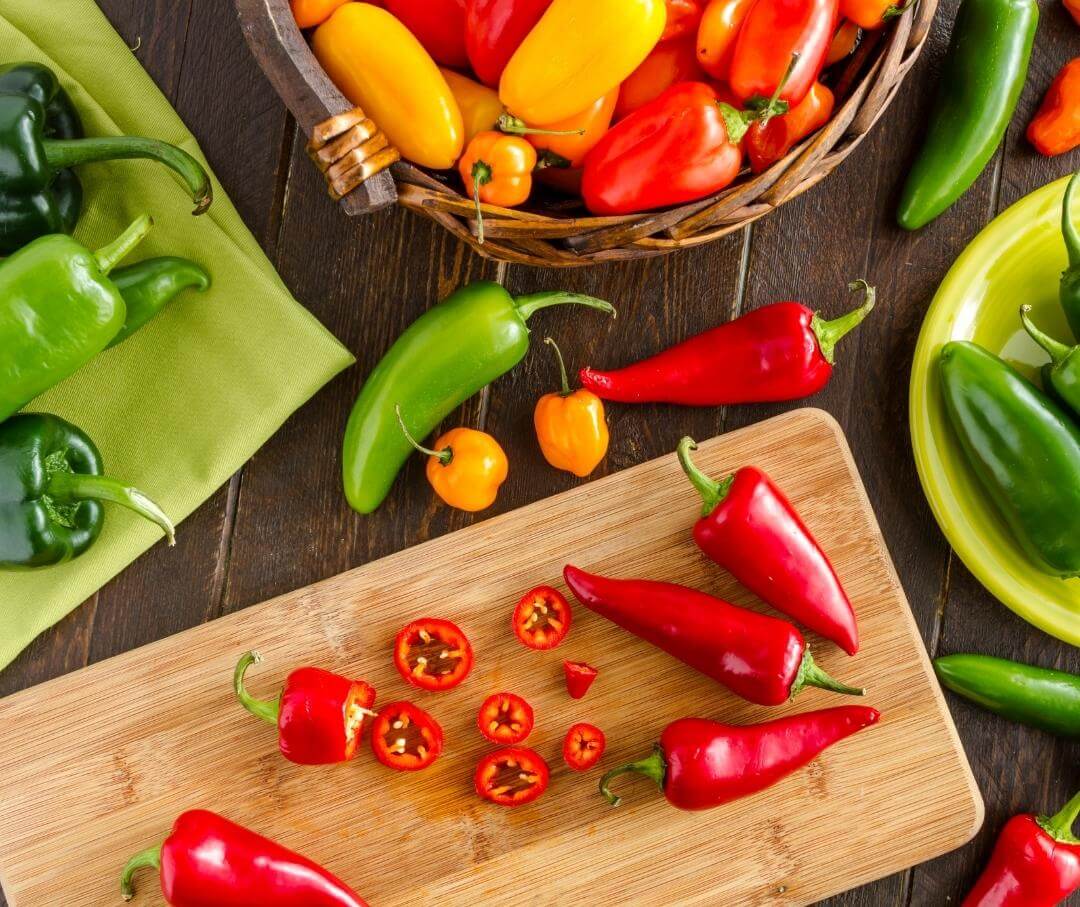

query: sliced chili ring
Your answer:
[512,586,571,650]
[562,660,598,700]
[563,723,605,772]
[477,692,534,744]
[371,701,444,771]
[394,617,474,691]
[474,747,550,807]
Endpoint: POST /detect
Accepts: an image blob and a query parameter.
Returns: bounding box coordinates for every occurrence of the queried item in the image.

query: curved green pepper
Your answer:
[1060,170,1080,340]
[107,257,211,350]
[0,413,174,570]
[1020,306,1080,420]
[940,340,1080,578]
[934,654,1080,739]
[342,281,615,514]
[897,0,1038,231]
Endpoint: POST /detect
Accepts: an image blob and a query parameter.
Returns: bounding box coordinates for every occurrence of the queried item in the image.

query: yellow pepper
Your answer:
[499,0,667,125]
[534,338,609,477]
[441,69,505,148]
[290,0,348,29]
[313,4,464,169]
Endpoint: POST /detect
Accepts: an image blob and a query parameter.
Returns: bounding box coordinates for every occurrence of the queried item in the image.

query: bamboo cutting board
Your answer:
[0,409,981,906]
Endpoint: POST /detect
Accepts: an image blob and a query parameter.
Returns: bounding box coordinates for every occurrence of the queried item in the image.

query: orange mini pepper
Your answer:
[616,38,703,121]
[458,131,537,244]
[1067,0,1080,27]
[746,81,834,173]
[696,0,756,81]
[291,0,351,29]
[517,91,619,168]
[825,21,861,66]
[840,0,903,30]
[534,338,609,477]
[1028,58,1080,157]
[442,69,505,147]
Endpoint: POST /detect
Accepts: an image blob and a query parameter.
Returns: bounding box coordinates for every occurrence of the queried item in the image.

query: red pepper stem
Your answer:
[395,404,453,466]
[811,279,876,365]
[792,649,866,699]
[677,437,734,517]
[93,215,153,275]
[233,651,281,726]
[512,291,616,321]
[497,114,585,137]
[1038,789,1080,844]
[1020,305,1072,364]
[544,337,572,396]
[120,844,161,901]
[599,744,667,807]
[1063,169,1080,271]
[46,465,175,546]
[471,160,492,246]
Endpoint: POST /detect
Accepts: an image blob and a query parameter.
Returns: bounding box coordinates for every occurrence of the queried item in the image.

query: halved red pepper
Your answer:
[465,0,553,87]
[394,618,474,691]
[475,747,551,806]
[233,651,376,765]
[746,81,834,173]
[371,701,444,771]
[513,585,572,649]
[563,660,599,699]
[564,723,606,771]
[477,692,535,744]
[385,0,469,68]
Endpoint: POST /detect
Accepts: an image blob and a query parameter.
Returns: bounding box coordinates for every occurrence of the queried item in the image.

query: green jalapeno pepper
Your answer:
[935,654,1080,739]
[897,0,1038,230]
[1060,170,1080,339]
[342,280,615,514]
[940,340,1080,578]
[107,257,211,350]
[1020,306,1080,420]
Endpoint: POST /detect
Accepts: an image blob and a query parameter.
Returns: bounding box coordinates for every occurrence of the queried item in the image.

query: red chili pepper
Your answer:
[600,706,879,809]
[120,810,369,906]
[370,701,444,771]
[1027,58,1080,158]
[385,0,469,68]
[233,652,376,765]
[465,0,553,87]
[513,585,572,649]
[746,80,834,173]
[563,565,862,704]
[563,660,599,699]
[564,723,606,771]
[614,37,705,121]
[475,746,551,806]
[581,82,748,215]
[962,791,1080,907]
[662,0,704,40]
[677,438,860,655]
[477,692,535,744]
[394,618,474,691]
[578,280,875,405]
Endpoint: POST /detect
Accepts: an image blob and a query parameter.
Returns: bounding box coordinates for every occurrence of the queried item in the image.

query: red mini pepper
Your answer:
[475,746,551,806]
[563,565,862,705]
[564,722,606,771]
[677,438,860,654]
[963,790,1080,907]
[371,701,444,771]
[662,0,704,40]
[1027,58,1080,158]
[478,692,535,744]
[465,0,553,87]
[385,0,469,68]
[233,651,376,765]
[513,585,572,649]
[563,660,599,699]
[614,37,704,121]
[746,80,835,173]
[599,706,879,809]
[121,810,368,906]
[394,617,475,691]
[578,280,875,405]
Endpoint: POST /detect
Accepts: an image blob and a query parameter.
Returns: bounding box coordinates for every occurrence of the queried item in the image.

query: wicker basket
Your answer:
[235,0,937,267]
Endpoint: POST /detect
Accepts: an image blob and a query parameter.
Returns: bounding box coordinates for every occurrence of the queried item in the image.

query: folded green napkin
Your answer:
[0,2,355,671]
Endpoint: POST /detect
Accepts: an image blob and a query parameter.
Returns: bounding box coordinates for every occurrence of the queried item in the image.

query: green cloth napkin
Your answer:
[0,2,355,670]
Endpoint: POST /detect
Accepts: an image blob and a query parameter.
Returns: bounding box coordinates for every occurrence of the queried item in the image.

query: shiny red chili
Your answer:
[677,438,860,655]
[233,651,376,765]
[371,701,444,771]
[662,0,704,40]
[394,618,474,691]
[563,660,599,699]
[963,791,1080,907]
[1027,58,1080,158]
[563,566,862,705]
[385,0,469,68]
[600,706,879,809]
[614,36,704,121]
[120,810,369,906]
[746,80,835,173]
[465,0,553,87]
[578,280,875,405]
[513,585,572,649]
[475,747,551,806]
[564,723,606,771]
[478,692,535,744]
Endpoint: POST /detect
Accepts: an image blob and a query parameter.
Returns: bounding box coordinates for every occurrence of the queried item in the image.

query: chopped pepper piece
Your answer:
[371,701,444,771]
[512,586,572,650]
[394,618,475,691]
[475,747,550,806]
[477,692,535,744]
[564,723,606,771]
[563,661,599,699]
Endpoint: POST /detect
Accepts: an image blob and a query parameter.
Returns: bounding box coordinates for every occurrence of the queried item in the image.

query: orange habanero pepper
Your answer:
[1028,58,1080,157]
[616,38,704,120]
[534,338,609,477]
[840,0,904,30]
[458,131,537,244]
[746,81,834,172]
[825,21,861,65]
[514,91,619,168]
[291,0,351,29]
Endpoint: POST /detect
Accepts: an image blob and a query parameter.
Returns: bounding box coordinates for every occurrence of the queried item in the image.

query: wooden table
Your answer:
[1,1,1077,904]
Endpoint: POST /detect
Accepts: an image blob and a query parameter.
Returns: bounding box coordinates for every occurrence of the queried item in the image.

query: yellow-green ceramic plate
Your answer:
[910,175,1080,647]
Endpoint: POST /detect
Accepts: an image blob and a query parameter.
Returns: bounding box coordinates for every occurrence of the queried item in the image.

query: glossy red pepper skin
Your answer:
[563,565,862,705]
[746,80,835,173]
[963,792,1080,907]
[465,0,553,87]
[1027,58,1080,158]
[385,0,469,68]
[600,706,879,810]
[121,810,368,906]
[578,282,874,405]
[563,660,599,699]
[678,439,860,654]
[662,0,704,39]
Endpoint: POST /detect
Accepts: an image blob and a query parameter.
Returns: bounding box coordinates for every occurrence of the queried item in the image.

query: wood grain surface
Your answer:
[0,412,981,906]
[0,1,1077,905]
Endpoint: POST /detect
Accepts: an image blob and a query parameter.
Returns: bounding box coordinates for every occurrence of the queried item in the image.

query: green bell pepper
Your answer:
[0,61,212,254]
[940,340,1080,578]
[342,280,615,514]
[0,413,174,570]
[1060,169,1080,340]
[107,257,211,350]
[1020,305,1080,420]
[935,654,1080,739]
[896,0,1038,231]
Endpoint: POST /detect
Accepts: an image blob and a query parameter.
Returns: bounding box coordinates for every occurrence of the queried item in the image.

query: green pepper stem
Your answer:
[718,102,751,146]
[535,149,571,170]
[234,650,281,725]
[470,159,492,246]
[748,52,799,126]
[43,136,213,215]
[677,437,734,517]
[544,337,572,396]
[1063,170,1080,271]
[120,844,161,901]
[46,469,175,545]
[1020,305,1072,364]
[94,215,153,275]
[599,744,667,807]
[812,279,876,365]
[1037,789,1080,844]
[791,649,866,700]
[512,291,616,321]
[497,114,585,137]
[396,404,452,466]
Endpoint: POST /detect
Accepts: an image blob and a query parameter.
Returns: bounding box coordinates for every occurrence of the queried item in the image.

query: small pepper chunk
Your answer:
[394,618,475,691]
[563,723,606,771]
[475,747,550,806]
[513,586,572,650]
[477,692,535,744]
[371,701,444,771]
